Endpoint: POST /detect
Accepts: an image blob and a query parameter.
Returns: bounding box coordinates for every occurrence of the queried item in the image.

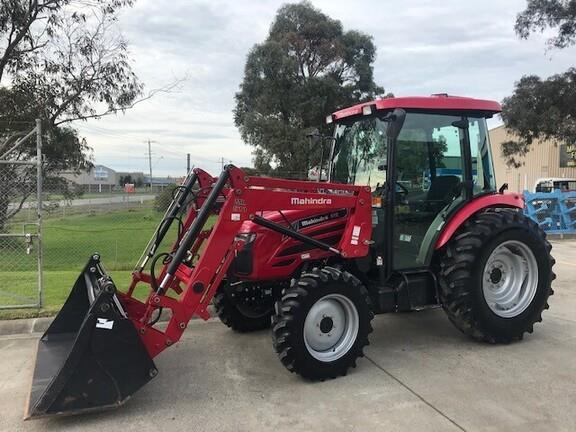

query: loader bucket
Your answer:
[25,254,157,419]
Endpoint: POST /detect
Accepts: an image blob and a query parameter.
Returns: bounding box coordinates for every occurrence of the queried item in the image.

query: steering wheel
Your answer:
[396,181,408,196]
[372,182,409,204]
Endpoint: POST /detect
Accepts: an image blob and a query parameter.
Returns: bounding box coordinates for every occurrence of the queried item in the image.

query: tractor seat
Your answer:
[427,175,461,203]
[410,175,461,215]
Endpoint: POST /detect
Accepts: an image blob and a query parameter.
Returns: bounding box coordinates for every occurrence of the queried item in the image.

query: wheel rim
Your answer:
[482,240,539,318]
[303,294,359,362]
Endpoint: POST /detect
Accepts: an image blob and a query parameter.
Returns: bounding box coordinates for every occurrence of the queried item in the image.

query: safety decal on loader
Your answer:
[96,318,114,330]
[351,225,361,245]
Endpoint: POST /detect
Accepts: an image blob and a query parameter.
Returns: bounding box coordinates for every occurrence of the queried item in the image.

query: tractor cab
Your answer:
[327,95,500,278]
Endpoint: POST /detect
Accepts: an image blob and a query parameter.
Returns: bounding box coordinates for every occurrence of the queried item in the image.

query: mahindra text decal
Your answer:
[294,209,348,231]
[290,197,333,205]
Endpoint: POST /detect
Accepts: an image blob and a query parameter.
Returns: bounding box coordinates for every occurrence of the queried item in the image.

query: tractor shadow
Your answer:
[364,306,548,367]
[37,310,547,430]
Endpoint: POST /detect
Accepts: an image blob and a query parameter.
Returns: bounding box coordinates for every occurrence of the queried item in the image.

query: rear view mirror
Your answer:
[385,108,406,141]
[306,128,322,144]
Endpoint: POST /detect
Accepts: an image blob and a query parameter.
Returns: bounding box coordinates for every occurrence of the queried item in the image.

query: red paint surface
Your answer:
[332,95,502,120]
[435,193,524,249]
[122,166,372,358]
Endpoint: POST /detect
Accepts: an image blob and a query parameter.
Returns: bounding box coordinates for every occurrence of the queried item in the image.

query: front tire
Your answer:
[272,266,373,380]
[214,284,273,332]
[438,209,555,343]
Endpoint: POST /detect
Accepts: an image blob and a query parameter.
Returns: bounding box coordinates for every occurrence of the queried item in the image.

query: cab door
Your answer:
[390,113,468,270]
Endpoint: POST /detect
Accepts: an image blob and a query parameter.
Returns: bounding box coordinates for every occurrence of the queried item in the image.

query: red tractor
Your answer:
[26,95,554,418]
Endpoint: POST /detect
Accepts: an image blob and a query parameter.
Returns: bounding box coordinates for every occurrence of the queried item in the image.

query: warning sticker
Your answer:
[351,225,361,245]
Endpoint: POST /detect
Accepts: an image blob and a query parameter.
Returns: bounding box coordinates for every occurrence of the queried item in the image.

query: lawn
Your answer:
[0,207,179,318]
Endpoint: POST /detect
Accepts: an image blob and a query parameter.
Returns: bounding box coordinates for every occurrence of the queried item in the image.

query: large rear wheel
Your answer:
[272,266,373,380]
[438,209,555,343]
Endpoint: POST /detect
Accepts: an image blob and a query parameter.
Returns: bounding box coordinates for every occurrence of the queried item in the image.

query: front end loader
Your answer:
[26,164,373,418]
[26,94,555,418]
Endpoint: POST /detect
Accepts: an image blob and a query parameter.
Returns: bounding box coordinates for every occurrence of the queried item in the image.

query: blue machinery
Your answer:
[524,190,576,234]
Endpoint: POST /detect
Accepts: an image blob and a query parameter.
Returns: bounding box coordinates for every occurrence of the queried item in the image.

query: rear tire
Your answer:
[438,209,555,343]
[214,285,272,332]
[272,266,373,380]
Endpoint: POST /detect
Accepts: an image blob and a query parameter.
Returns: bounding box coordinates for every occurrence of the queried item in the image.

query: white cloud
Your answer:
[75,0,576,176]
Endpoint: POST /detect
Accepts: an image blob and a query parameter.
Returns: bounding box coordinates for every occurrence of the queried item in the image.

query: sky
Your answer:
[73,0,576,177]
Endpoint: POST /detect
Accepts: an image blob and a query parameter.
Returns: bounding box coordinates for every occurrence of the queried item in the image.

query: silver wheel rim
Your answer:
[303,294,359,362]
[482,240,539,318]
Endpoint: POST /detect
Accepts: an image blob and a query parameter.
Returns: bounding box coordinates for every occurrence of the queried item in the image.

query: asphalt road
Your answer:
[0,240,574,431]
[10,194,155,210]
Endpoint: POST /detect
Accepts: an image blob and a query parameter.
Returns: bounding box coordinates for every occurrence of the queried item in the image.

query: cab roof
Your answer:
[331,94,502,121]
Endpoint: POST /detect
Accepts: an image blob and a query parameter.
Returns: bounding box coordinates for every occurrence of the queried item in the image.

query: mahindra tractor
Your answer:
[26,95,554,419]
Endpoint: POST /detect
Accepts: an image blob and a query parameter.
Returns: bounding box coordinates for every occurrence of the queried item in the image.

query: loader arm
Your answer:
[137,165,373,357]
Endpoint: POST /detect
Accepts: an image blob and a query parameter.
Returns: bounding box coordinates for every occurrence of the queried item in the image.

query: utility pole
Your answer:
[187,153,191,174]
[145,139,157,190]
[148,139,153,189]
[219,157,233,171]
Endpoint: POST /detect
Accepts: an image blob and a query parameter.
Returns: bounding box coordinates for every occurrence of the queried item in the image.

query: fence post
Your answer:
[36,119,43,308]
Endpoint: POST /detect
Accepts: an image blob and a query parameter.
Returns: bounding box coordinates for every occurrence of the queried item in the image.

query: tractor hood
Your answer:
[239,209,341,233]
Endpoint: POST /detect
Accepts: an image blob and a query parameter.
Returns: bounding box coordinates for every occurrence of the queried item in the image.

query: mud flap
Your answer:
[25,255,157,419]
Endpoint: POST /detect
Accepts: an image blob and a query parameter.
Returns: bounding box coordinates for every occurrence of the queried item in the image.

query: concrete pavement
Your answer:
[0,240,574,431]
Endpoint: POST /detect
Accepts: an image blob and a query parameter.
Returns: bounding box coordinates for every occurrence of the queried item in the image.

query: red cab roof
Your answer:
[331,94,502,121]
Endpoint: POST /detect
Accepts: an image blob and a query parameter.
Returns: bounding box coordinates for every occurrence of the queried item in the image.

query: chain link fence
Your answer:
[0,118,179,313]
[0,120,42,309]
[37,180,174,312]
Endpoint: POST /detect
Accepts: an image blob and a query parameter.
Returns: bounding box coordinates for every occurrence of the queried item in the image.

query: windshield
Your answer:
[536,180,576,192]
[329,117,388,190]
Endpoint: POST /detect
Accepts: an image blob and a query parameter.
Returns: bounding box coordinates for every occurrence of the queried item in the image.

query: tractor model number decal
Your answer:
[294,209,347,231]
[233,198,247,213]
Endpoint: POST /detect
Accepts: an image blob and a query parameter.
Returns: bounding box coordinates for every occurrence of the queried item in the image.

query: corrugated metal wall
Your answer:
[489,125,576,193]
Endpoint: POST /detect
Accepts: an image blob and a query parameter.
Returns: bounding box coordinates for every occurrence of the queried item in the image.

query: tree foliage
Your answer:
[501,1,576,166]
[234,1,385,177]
[515,0,576,48]
[0,0,141,126]
[501,69,576,167]
[0,0,141,230]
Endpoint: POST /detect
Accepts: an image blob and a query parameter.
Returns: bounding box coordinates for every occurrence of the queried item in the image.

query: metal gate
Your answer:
[0,119,43,309]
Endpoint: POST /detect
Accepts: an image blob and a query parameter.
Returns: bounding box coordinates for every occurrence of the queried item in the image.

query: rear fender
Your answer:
[434,193,524,249]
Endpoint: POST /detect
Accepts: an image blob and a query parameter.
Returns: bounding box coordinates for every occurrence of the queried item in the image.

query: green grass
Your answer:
[0,270,134,319]
[0,207,179,319]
